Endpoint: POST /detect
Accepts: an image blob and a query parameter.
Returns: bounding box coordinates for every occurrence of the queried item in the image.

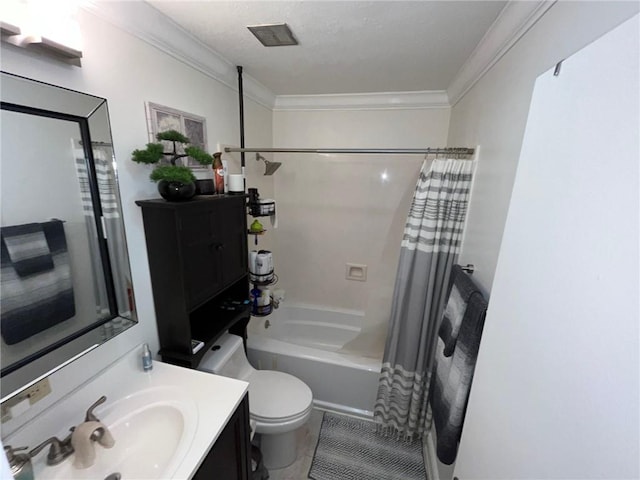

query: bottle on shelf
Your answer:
[212,152,225,194]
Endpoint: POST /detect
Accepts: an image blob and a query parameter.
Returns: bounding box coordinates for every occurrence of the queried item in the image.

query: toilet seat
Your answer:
[247,370,313,434]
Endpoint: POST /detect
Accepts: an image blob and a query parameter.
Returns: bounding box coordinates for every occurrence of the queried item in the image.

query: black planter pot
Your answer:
[157,180,196,201]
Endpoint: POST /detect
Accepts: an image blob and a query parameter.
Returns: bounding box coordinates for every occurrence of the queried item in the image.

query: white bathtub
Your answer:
[247,305,383,418]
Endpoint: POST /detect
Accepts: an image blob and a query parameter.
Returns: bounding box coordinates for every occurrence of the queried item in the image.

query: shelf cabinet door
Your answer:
[217,197,248,287]
[179,197,247,309]
[180,205,224,309]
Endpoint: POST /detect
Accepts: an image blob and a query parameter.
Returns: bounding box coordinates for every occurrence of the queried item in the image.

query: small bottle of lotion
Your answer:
[142,343,153,372]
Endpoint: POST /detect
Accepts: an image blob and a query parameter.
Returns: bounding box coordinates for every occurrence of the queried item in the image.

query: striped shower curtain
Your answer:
[374,158,474,439]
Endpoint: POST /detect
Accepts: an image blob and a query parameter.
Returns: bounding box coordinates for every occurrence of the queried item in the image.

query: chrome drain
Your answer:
[105,473,121,480]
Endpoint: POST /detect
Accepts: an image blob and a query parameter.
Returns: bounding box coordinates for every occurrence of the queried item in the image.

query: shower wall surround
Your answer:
[272,107,450,332]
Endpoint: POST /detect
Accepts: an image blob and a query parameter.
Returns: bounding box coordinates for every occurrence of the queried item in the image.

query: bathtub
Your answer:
[246,305,383,418]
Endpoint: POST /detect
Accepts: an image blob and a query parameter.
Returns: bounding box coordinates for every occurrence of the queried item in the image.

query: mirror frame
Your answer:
[0,71,136,399]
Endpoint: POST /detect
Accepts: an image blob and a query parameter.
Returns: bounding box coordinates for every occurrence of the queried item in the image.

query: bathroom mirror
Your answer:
[0,72,137,398]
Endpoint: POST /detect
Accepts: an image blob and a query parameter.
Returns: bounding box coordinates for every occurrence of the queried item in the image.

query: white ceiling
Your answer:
[148,1,507,96]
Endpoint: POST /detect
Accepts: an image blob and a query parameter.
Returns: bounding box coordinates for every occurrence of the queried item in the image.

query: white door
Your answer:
[453,14,639,479]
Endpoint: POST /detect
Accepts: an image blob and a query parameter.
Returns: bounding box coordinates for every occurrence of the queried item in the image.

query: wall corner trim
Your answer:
[274,90,450,111]
[81,0,276,109]
[447,0,556,106]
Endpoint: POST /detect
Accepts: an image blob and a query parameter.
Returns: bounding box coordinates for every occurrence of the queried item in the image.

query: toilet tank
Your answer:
[198,332,253,380]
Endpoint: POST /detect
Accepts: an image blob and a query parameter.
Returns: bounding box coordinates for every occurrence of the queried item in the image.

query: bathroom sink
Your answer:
[42,387,197,480]
[7,345,248,480]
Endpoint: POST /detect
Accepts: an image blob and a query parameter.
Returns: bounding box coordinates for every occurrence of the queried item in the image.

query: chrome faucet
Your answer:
[71,420,114,469]
[29,435,74,466]
[84,396,106,423]
[71,395,115,469]
[29,396,115,469]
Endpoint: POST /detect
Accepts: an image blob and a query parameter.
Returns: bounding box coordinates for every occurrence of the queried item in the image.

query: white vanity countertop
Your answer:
[4,344,249,480]
[132,356,250,479]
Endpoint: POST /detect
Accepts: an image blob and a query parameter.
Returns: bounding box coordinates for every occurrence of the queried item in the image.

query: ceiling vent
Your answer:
[247,23,298,47]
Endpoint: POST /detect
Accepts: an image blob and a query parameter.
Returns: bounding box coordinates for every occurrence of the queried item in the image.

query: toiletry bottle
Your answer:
[212,152,225,194]
[4,446,33,480]
[142,343,153,371]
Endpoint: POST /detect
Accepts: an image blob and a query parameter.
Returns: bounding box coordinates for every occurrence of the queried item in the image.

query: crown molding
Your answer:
[81,1,555,111]
[80,1,276,109]
[447,0,556,106]
[274,90,450,111]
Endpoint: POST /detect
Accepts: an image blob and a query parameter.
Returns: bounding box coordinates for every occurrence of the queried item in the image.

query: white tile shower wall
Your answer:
[272,108,450,331]
[0,6,272,435]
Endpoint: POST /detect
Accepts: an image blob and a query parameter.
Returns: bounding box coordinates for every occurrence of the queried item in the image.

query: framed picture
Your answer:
[145,102,209,170]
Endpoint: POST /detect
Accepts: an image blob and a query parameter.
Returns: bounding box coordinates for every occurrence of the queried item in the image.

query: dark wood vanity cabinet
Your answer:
[193,394,252,480]
[136,196,250,368]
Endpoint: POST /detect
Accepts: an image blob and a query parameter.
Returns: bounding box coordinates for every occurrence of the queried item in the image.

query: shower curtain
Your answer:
[374,158,474,439]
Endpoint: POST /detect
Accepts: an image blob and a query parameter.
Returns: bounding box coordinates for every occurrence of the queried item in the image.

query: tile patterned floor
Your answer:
[259,408,325,480]
[261,408,432,480]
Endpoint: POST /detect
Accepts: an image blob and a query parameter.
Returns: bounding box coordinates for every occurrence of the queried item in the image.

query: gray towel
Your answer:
[1,220,75,345]
[438,264,479,356]
[1,223,54,277]
[430,280,487,465]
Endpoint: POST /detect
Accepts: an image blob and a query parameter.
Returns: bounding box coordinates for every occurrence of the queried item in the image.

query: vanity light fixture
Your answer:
[247,23,298,47]
[5,34,83,66]
[1,0,83,67]
[0,21,21,37]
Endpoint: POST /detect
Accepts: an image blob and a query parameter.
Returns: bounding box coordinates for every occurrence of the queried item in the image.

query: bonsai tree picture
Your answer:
[131,129,213,201]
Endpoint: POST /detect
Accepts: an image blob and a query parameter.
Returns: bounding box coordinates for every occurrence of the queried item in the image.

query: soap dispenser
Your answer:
[4,446,33,480]
[142,343,153,371]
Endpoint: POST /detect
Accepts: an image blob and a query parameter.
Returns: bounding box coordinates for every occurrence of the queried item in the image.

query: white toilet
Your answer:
[198,332,313,469]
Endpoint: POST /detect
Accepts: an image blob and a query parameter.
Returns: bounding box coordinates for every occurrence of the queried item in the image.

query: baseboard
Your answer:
[424,429,440,480]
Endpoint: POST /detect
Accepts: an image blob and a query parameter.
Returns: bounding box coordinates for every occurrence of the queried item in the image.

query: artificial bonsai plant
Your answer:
[131,129,213,200]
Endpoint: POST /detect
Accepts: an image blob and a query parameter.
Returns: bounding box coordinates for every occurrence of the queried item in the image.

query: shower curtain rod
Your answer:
[224,147,475,156]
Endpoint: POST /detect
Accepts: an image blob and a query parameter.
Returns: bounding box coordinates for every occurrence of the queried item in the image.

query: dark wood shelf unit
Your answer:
[136,195,250,369]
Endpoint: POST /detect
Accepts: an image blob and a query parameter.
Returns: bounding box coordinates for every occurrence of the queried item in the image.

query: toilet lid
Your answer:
[248,370,313,420]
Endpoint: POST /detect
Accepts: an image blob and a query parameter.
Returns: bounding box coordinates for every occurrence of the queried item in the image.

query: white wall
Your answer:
[450,1,640,294]
[0,7,271,437]
[454,14,639,478]
[272,107,450,344]
[432,3,639,479]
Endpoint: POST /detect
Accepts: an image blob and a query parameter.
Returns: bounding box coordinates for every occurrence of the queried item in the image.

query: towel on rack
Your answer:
[1,220,75,345]
[438,264,480,357]
[429,285,487,465]
[1,223,54,277]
